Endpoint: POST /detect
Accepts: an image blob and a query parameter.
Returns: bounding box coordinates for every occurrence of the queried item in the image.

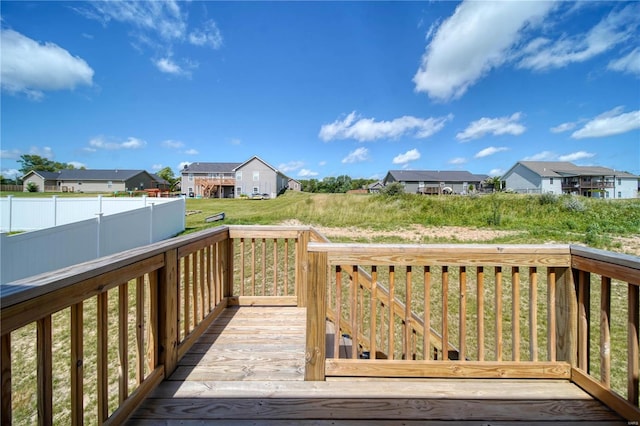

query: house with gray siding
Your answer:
[22,169,168,193]
[180,162,241,198]
[234,156,289,198]
[502,161,638,198]
[383,170,489,194]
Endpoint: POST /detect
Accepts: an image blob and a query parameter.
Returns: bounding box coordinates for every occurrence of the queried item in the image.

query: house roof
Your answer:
[233,156,281,174]
[517,161,638,178]
[182,162,242,173]
[25,169,152,181]
[385,170,487,183]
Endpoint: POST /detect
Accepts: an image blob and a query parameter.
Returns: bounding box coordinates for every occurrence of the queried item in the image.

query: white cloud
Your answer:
[608,47,640,76]
[342,147,369,164]
[298,169,318,177]
[229,138,241,146]
[474,146,509,158]
[319,111,452,142]
[1,168,21,180]
[518,4,640,71]
[162,140,184,149]
[184,149,199,155]
[392,149,421,165]
[318,161,327,167]
[0,149,21,160]
[87,136,147,150]
[550,121,577,133]
[413,1,554,101]
[154,56,196,77]
[449,157,467,165]
[523,151,556,161]
[1,29,94,100]
[488,168,504,177]
[29,146,55,159]
[558,151,595,162]
[457,113,526,141]
[571,107,640,139]
[179,161,190,170]
[152,164,163,171]
[278,161,304,173]
[189,20,223,49]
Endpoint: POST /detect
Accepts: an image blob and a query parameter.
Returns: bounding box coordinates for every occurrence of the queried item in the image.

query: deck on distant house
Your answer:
[127,306,626,425]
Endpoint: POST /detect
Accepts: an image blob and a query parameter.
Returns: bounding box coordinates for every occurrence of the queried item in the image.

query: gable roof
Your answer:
[517,161,638,178]
[233,156,281,174]
[25,169,152,181]
[182,162,242,173]
[385,170,486,183]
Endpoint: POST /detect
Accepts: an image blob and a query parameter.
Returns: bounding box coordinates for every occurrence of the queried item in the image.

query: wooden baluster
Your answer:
[477,266,485,361]
[442,266,449,361]
[547,268,557,362]
[600,276,611,387]
[183,254,191,336]
[284,238,289,296]
[459,266,466,361]
[37,315,53,426]
[388,266,395,360]
[512,267,520,362]
[334,266,342,359]
[577,270,590,370]
[136,277,145,382]
[251,238,256,296]
[147,272,159,375]
[351,265,359,359]
[273,239,278,296]
[628,282,639,405]
[199,249,206,321]
[192,252,198,326]
[118,282,129,404]
[404,266,412,360]
[71,303,83,426]
[370,266,378,359]
[529,267,538,362]
[261,238,267,296]
[97,292,108,423]
[495,266,503,362]
[240,238,245,296]
[424,266,431,360]
[2,333,11,425]
[305,251,327,381]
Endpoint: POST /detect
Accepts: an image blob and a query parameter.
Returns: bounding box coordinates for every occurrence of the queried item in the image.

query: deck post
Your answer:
[305,250,327,381]
[222,235,234,298]
[158,248,179,376]
[555,267,577,366]
[297,230,310,308]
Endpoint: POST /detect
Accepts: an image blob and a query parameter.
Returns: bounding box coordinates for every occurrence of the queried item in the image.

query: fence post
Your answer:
[149,203,154,244]
[7,195,12,233]
[53,196,57,226]
[305,250,326,381]
[297,230,310,307]
[95,213,103,258]
[158,248,179,376]
[555,266,577,366]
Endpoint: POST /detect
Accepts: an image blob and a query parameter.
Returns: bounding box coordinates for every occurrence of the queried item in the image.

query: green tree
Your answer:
[18,154,74,175]
[156,166,180,191]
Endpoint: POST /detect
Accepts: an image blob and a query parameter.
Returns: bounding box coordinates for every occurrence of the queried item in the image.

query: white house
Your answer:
[502,161,638,199]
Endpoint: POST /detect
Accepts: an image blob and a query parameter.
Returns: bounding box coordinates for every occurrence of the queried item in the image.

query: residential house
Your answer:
[502,161,639,198]
[22,169,169,193]
[180,156,296,199]
[234,156,289,198]
[383,170,489,195]
[367,181,384,193]
[180,162,241,198]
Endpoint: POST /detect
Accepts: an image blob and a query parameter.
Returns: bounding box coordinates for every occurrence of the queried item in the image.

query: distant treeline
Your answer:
[298,175,378,193]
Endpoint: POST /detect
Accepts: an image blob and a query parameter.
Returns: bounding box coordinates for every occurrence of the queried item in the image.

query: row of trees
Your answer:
[299,176,378,193]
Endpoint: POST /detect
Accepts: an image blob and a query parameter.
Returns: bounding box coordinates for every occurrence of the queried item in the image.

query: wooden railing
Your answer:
[306,242,640,421]
[0,225,311,425]
[2,226,638,423]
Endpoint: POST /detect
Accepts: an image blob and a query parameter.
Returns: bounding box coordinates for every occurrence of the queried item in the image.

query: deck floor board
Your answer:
[128,306,627,425]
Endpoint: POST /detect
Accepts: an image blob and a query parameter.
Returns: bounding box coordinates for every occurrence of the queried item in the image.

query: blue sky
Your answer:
[1,1,639,181]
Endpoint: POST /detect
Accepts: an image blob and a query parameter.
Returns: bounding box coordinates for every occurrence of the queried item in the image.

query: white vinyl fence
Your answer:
[1,197,185,284]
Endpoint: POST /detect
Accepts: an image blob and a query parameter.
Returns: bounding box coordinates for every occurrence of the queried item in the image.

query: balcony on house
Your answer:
[563,177,616,193]
[1,225,639,424]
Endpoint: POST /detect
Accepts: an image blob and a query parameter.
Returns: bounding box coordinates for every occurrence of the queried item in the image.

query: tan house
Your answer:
[22,170,169,193]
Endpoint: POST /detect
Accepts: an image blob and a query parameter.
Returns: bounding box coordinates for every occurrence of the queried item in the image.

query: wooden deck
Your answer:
[127,306,626,425]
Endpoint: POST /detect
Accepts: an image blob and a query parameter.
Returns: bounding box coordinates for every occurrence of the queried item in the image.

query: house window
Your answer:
[549,178,554,184]
[253,186,259,194]
[236,171,242,180]
[253,171,259,181]
[107,181,113,188]
[188,174,193,181]
[236,186,242,195]
[618,191,622,198]
[618,178,622,185]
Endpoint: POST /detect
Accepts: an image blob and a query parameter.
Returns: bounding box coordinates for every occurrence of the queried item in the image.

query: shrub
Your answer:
[26,182,39,192]
[381,182,405,197]
[539,192,557,205]
[562,196,586,212]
